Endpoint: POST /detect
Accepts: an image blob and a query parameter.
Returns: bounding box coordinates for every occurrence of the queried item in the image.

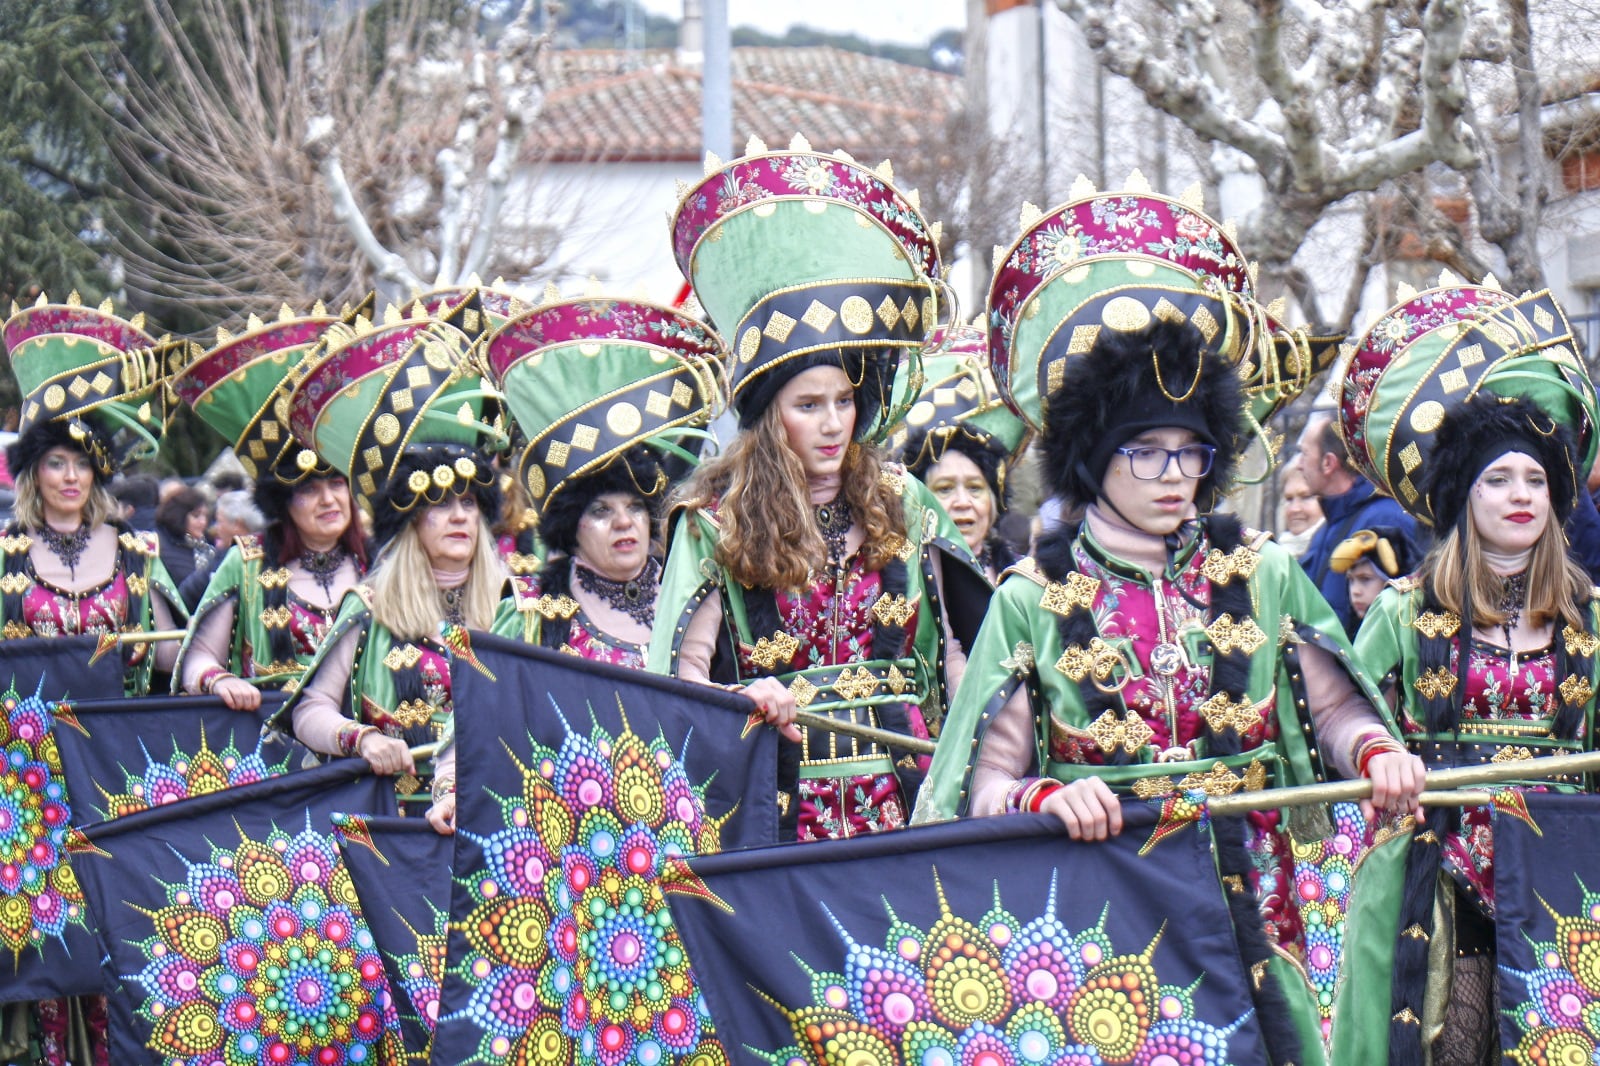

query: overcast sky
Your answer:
[635,0,968,46]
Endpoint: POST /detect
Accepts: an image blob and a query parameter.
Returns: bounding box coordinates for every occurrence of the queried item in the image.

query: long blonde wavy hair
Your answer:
[13,468,118,532]
[368,520,504,641]
[670,403,907,591]
[1423,513,1589,631]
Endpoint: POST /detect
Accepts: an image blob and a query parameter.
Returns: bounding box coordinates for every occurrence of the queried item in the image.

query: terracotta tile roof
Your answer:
[526,47,962,162]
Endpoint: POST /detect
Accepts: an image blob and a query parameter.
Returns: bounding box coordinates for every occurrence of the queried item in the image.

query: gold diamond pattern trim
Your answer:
[257,567,292,590]
[1047,359,1066,394]
[260,606,293,629]
[571,424,599,451]
[1152,297,1186,325]
[406,365,432,389]
[546,440,570,467]
[1191,306,1219,342]
[383,644,424,671]
[0,573,32,596]
[832,667,879,702]
[1086,710,1154,755]
[2,620,34,639]
[871,594,915,627]
[357,474,376,498]
[390,700,435,730]
[389,389,415,413]
[1563,625,1600,658]
[902,298,920,331]
[749,631,800,671]
[1456,343,1484,367]
[1067,325,1102,355]
[788,675,818,709]
[67,376,90,400]
[1490,746,1534,764]
[1196,692,1259,734]
[801,300,837,333]
[91,371,113,394]
[1206,615,1267,655]
[763,310,797,343]
[1535,306,1555,331]
[886,665,910,696]
[645,391,672,418]
[876,296,901,329]
[1415,667,1457,701]
[362,446,383,471]
[1399,441,1422,473]
[1398,477,1419,504]
[671,380,694,407]
[1560,674,1595,707]
[0,535,31,554]
[1440,368,1468,393]
[533,594,580,620]
[1412,611,1461,640]
[1041,572,1099,616]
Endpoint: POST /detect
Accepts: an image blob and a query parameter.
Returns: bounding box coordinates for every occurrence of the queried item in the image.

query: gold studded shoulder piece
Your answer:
[1001,556,1047,588]
[120,531,159,556]
[1391,575,1422,593]
[237,534,265,562]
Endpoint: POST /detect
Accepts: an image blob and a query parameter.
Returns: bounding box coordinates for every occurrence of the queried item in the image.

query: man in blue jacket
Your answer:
[1293,413,1419,635]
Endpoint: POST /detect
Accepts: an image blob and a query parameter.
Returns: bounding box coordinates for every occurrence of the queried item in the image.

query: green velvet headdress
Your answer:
[1336,272,1598,527]
[2,291,185,476]
[670,133,946,440]
[887,322,1029,472]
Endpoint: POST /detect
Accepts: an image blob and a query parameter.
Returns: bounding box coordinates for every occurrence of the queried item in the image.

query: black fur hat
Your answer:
[370,442,502,556]
[1420,391,1581,531]
[1042,318,1246,509]
[902,425,1012,511]
[537,446,673,557]
[6,418,116,481]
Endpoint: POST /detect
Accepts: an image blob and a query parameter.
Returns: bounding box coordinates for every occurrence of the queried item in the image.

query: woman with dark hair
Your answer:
[172,306,370,706]
[0,294,188,1066]
[892,327,1029,583]
[487,296,723,666]
[919,186,1425,1064]
[651,139,988,841]
[1337,281,1600,1066]
[154,485,214,592]
[272,309,506,835]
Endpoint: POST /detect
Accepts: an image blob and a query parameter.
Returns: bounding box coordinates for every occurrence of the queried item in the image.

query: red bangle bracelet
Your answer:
[1025,779,1065,813]
[1357,739,1399,777]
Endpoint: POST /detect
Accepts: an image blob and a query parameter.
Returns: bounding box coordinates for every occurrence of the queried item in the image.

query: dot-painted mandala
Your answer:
[1287,802,1372,1035]
[450,722,729,1066]
[1505,881,1600,1066]
[758,873,1246,1066]
[127,814,403,1065]
[0,679,86,962]
[394,900,448,1039]
[98,730,296,820]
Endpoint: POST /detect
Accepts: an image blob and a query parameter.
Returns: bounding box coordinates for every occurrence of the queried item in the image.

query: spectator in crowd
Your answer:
[155,486,215,593]
[1328,526,1418,628]
[211,488,264,548]
[111,473,161,531]
[157,475,188,503]
[1293,412,1417,633]
[1276,467,1324,556]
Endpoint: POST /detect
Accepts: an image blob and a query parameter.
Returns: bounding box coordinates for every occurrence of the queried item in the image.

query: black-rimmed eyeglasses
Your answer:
[1113,444,1216,480]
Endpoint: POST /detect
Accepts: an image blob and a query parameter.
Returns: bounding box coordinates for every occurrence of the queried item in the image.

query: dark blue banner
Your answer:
[53,691,304,823]
[71,759,400,1064]
[0,635,122,1001]
[1494,790,1600,1063]
[432,634,777,1066]
[665,809,1272,1066]
[332,813,452,1062]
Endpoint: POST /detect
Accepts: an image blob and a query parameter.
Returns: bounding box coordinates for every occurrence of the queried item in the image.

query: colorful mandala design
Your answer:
[97,729,296,820]
[127,814,403,1065]
[1287,802,1371,1036]
[449,721,729,1065]
[759,873,1246,1066]
[1504,881,1600,1066]
[0,679,86,962]
[395,900,448,1039]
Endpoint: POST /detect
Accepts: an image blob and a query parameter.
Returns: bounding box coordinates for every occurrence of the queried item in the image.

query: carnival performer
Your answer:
[1335,280,1600,1066]
[271,303,507,835]
[917,184,1425,1065]
[650,136,990,841]
[173,304,370,707]
[487,293,724,667]
[0,293,189,1066]
[890,324,1029,583]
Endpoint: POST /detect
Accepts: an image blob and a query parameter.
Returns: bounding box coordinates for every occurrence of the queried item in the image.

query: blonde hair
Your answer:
[670,403,906,591]
[1422,514,1589,631]
[13,468,119,532]
[368,520,505,641]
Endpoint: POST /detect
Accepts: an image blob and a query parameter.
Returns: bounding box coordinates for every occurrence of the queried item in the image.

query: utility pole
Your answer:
[701,0,733,160]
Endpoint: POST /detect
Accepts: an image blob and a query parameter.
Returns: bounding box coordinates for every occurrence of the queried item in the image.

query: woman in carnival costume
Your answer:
[0,292,189,1064]
[917,180,1427,1065]
[174,301,372,707]
[487,289,725,667]
[271,300,508,834]
[889,322,1029,582]
[650,134,991,840]
[1334,278,1600,1066]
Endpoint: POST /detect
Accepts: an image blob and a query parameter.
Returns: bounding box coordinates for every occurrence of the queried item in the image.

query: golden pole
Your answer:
[793,710,937,755]
[1206,749,1600,817]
